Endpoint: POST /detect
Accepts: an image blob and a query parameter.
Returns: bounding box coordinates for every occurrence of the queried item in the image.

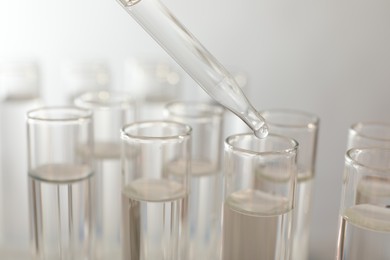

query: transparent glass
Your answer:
[27,107,94,260]
[124,57,181,120]
[115,0,268,138]
[61,59,110,104]
[336,148,390,260]
[121,121,192,260]
[222,134,298,260]
[347,121,390,149]
[261,109,319,260]
[74,91,137,259]
[0,60,42,259]
[164,101,224,260]
[218,70,251,138]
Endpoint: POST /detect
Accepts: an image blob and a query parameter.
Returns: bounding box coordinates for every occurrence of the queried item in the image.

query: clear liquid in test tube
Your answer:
[121,121,192,260]
[116,0,268,138]
[27,107,94,259]
[223,134,298,260]
[337,148,390,260]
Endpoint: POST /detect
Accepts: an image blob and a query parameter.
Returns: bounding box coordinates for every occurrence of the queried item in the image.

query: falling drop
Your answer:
[254,124,269,139]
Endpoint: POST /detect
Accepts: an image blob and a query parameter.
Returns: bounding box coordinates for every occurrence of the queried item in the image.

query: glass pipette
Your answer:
[116,0,269,138]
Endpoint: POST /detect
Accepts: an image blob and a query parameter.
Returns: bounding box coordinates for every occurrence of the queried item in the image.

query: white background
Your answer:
[1,0,390,259]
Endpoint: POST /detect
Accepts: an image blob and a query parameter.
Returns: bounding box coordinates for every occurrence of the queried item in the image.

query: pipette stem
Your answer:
[116,0,268,137]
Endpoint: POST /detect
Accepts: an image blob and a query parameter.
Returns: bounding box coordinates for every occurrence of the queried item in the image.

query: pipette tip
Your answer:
[254,124,269,139]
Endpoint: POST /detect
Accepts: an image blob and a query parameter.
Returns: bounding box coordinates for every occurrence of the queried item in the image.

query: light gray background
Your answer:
[1,0,390,259]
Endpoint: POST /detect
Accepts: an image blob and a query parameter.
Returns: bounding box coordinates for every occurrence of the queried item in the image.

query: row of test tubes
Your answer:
[0,58,182,259]
[6,58,390,259]
[25,97,320,260]
[0,59,321,259]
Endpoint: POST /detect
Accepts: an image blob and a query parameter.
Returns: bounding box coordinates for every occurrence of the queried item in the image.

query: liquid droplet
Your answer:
[254,124,269,139]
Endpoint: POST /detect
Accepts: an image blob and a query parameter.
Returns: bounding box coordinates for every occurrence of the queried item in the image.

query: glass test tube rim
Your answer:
[225,133,299,156]
[121,120,192,141]
[260,108,319,130]
[74,90,135,110]
[346,147,390,174]
[349,121,390,143]
[27,106,92,123]
[165,101,224,121]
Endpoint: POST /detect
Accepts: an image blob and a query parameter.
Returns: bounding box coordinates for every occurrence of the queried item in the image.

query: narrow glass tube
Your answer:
[336,148,390,260]
[60,59,110,104]
[347,122,390,207]
[124,57,181,120]
[116,0,268,138]
[222,134,298,260]
[165,101,224,260]
[347,121,390,149]
[347,121,390,208]
[0,59,42,259]
[27,107,94,259]
[74,91,137,259]
[220,70,251,138]
[260,109,319,260]
[121,121,192,260]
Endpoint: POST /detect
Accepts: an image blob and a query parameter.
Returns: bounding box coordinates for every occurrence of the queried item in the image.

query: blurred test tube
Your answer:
[0,59,42,259]
[124,57,181,120]
[60,59,110,104]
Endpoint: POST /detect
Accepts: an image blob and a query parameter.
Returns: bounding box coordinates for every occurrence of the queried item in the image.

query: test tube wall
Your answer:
[165,101,224,260]
[27,107,94,259]
[121,121,192,260]
[74,90,137,259]
[336,148,390,260]
[261,109,319,260]
[222,133,298,260]
[0,60,42,258]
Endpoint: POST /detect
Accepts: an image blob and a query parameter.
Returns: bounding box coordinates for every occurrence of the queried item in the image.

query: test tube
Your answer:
[222,134,298,260]
[347,121,390,149]
[345,122,390,233]
[260,109,319,260]
[74,91,137,259]
[27,107,94,259]
[0,59,42,258]
[124,57,181,120]
[116,0,268,138]
[336,148,390,260]
[121,121,192,260]
[164,101,224,260]
[60,59,110,104]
